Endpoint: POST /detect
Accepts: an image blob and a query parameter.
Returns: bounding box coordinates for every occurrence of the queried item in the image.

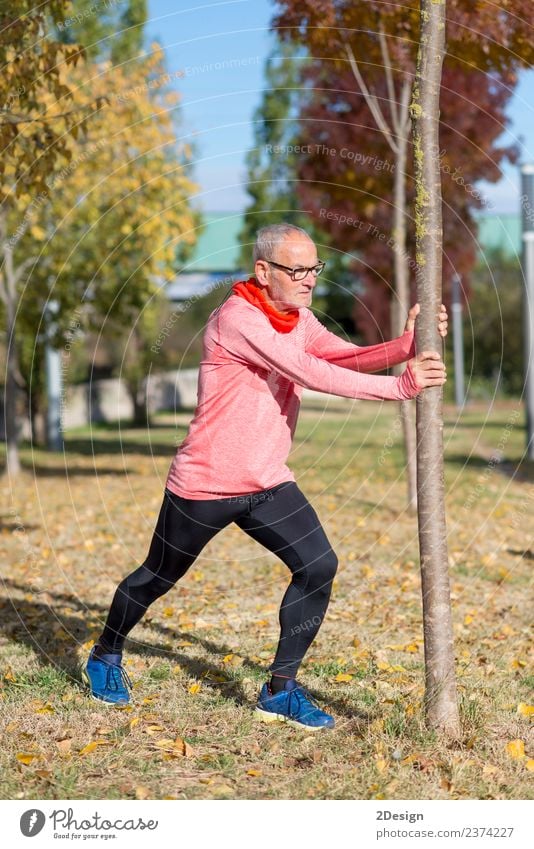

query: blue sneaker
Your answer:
[82,646,133,705]
[255,679,335,730]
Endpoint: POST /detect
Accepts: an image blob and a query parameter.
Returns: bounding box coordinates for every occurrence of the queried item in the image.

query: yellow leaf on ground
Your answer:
[189,682,201,694]
[517,703,534,717]
[525,760,534,772]
[162,606,175,617]
[335,672,353,682]
[464,614,474,625]
[375,759,388,773]
[16,752,39,765]
[34,702,55,715]
[506,739,525,760]
[135,785,151,799]
[79,741,98,756]
[401,752,421,765]
[247,769,262,777]
[154,738,175,749]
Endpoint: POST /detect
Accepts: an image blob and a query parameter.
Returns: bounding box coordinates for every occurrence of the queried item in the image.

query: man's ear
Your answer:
[254,260,269,286]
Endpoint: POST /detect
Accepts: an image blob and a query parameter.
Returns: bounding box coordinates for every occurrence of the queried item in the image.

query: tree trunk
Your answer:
[392,111,417,512]
[4,303,22,476]
[411,0,461,736]
[31,393,47,447]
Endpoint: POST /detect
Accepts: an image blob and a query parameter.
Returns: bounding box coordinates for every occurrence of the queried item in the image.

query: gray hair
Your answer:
[253,223,312,263]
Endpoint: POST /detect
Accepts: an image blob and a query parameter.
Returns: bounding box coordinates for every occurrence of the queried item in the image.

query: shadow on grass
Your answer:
[507,548,534,560]
[445,453,534,483]
[20,463,134,477]
[0,579,372,721]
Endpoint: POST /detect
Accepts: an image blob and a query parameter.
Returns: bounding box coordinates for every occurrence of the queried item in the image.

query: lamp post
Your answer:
[45,299,63,451]
[520,163,534,459]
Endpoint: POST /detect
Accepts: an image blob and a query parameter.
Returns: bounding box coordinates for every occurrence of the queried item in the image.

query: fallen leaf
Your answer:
[135,785,151,799]
[34,702,55,715]
[246,769,262,777]
[506,739,525,760]
[16,752,39,765]
[34,769,52,780]
[78,740,110,756]
[517,703,534,717]
[525,760,534,772]
[189,682,201,694]
[334,672,353,683]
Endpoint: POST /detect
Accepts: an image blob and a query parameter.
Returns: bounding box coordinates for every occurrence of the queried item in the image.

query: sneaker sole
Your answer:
[254,706,333,731]
[81,668,132,707]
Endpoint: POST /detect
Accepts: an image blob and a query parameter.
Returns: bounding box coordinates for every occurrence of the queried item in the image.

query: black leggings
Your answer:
[98,481,338,678]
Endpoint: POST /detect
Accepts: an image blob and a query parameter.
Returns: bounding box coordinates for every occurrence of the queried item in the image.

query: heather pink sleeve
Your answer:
[304,310,415,372]
[217,305,420,401]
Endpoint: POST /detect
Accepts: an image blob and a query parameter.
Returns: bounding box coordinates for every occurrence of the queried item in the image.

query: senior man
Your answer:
[84,223,447,730]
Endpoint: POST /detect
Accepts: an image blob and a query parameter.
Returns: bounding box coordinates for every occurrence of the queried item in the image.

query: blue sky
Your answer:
[146,0,534,215]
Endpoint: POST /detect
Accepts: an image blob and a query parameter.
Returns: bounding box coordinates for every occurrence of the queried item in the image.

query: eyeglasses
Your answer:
[264,259,326,282]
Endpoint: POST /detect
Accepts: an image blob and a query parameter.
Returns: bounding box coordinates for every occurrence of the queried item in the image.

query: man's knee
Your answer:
[122,565,174,598]
[319,548,339,584]
[302,548,338,589]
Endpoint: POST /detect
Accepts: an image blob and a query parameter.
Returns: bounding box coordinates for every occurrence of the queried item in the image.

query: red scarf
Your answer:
[231,277,300,333]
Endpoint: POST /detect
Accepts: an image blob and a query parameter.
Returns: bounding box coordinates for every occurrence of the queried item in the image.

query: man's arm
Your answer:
[216,302,442,402]
[303,309,415,373]
[304,302,449,371]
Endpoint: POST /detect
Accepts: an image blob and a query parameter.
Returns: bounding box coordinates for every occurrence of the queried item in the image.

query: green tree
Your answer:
[464,248,523,397]
[239,41,307,267]
[52,0,147,64]
[240,41,355,333]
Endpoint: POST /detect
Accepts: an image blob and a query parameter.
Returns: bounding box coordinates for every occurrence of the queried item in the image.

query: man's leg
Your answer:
[234,482,338,687]
[97,489,240,654]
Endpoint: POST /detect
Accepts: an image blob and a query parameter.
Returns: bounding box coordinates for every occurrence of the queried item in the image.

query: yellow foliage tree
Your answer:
[4,42,199,456]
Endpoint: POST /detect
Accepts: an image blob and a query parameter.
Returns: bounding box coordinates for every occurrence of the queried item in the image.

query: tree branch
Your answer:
[343,41,397,154]
[378,25,400,133]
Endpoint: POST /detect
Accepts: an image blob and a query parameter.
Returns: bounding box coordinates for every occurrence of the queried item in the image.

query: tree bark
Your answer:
[0,209,26,477]
[411,0,461,736]
[391,97,417,513]
[4,302,22,476]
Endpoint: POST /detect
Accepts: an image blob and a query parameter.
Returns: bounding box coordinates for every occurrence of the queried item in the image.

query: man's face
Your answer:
[254,232,319,311]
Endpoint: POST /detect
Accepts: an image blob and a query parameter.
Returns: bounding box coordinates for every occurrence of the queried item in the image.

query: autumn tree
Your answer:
[11,45,199,438]
[0,0,91,475]
[273,0,531,509]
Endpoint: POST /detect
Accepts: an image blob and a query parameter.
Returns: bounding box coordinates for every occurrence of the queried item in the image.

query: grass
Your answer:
[0,398,532,800]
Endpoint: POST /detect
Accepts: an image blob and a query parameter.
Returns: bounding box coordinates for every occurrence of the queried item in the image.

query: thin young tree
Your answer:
[411,0,460,736]
[343,30,417,511]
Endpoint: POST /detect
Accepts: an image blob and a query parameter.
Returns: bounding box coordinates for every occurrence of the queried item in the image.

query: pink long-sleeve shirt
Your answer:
[165,294,418,499]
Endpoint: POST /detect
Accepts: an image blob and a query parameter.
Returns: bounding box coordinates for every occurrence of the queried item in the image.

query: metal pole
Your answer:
[520,163,534,460]
[451,272,465,408]
[45,300,63,451]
